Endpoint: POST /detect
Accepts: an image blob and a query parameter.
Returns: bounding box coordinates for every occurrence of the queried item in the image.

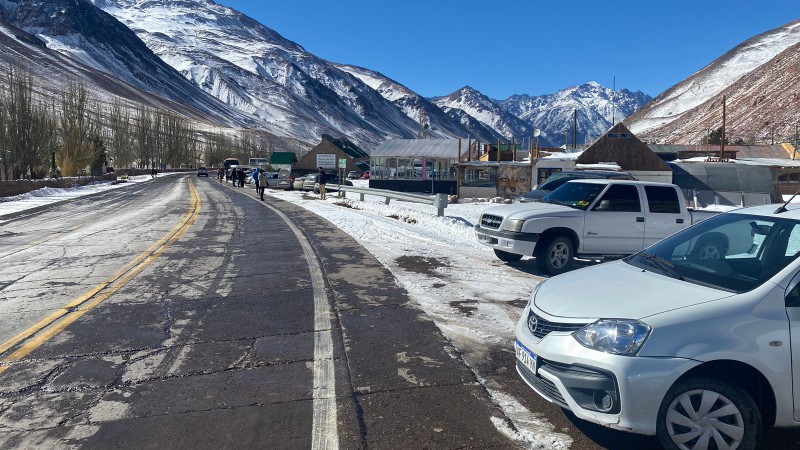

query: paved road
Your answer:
[0,175,515,449]
[3,176,799,450]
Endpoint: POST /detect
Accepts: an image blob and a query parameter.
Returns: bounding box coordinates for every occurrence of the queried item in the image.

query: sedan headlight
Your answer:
[573,319,651,356]
[502,219,525,232]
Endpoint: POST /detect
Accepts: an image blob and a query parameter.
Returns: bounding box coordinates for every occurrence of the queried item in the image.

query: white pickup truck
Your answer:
[475,179,726,275]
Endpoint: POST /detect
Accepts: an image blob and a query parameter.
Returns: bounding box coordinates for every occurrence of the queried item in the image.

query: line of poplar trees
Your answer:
[0,64,281,181]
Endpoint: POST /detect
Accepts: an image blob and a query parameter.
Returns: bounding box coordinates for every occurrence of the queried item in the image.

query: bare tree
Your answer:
[132,104,155,170]
[107,98,135,171]
[3,65,58,179]
[59,80,94,176]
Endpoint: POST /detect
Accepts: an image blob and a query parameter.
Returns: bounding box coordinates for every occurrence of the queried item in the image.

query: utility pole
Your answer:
[573,109,578,150]
[720,95,726,160]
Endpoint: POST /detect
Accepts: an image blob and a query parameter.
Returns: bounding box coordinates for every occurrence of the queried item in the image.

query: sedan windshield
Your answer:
[625,213,800,293]
[540,182,605,210]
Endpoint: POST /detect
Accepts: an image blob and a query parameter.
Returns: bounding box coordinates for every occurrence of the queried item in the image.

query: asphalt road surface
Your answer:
[2,175,799,450]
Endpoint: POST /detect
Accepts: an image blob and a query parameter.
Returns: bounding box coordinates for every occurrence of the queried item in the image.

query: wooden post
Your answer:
[497,139,501,162]
[457,138,461,196]
[721,95,726,160]
[512,137,517,161]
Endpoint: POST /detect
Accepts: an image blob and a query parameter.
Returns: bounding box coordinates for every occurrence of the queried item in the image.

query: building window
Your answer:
[462,166,497,188]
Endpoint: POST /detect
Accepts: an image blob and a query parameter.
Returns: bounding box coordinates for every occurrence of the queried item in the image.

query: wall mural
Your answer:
[497,165,532,198]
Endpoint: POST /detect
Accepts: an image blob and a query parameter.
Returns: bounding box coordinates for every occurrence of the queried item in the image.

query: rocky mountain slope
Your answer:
[626,19,800,144]
[0,0,256,128]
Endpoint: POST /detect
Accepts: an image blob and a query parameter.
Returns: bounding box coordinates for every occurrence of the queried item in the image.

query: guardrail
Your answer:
[337,185,449,217]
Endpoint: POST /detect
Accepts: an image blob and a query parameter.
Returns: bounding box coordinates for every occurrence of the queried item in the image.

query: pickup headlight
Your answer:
[573,319,651,356]
[502,219,525,232]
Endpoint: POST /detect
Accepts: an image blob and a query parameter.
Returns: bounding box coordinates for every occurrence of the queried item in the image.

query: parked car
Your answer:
[302,173,353,193]
[197,167,209,177]
[292,175,309,191]
[347,170,363,179]
[475,179,719,275]
[515,203,800,449]
[518,170,635,203]
[277,168,316,191]
[265,171,279,187]
[361,171,370,179]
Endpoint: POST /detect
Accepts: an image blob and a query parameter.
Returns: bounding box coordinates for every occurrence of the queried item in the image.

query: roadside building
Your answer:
[296,134,369,173]
[574,123,672,183]
[370,139,462,193]
[269,152,298,171]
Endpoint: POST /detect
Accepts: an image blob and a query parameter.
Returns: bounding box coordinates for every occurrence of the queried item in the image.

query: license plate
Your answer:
[477,233,498,244]
[515,340,537,375]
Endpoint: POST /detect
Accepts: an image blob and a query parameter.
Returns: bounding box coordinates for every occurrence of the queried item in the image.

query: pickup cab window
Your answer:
[541,182,605,210]
[644,185,680,214]
[591,185,641,212]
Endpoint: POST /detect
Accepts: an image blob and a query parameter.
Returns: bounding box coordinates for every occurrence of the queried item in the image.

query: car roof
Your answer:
[563,179,674,187]
[728,203,800,220]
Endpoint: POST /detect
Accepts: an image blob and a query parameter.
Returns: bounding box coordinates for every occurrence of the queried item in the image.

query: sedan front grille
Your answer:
[517,361,568,409]
[527,310,586,339]
[480,214,503,229]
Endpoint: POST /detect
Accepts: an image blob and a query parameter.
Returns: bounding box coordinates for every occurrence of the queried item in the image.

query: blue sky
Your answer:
[216,0,798,99]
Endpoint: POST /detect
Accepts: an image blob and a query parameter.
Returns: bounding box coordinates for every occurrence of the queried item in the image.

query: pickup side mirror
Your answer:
[593,199,611,211]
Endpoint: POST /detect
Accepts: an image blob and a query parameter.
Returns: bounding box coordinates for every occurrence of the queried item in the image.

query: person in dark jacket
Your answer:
[238,168,246,187]
[317,167,327,200]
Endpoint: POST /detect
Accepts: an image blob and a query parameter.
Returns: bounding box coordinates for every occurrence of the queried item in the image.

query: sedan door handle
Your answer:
[636,217,645,223]
[676,218,684,224]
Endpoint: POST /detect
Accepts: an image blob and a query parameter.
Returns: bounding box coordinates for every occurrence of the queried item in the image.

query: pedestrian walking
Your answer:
[218,168,224,182]
[151,166,157,180]
[252,167,261,195]
[258,169,267,201]
[238,167,246,187]
[317,167,327,200]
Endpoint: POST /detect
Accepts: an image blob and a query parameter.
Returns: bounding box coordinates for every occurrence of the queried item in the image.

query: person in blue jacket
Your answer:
[252,167,262,195]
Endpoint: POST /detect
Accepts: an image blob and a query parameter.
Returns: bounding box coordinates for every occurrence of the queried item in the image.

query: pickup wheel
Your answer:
[692,235,728,260]
[494,249,523,262]
[657,377,761,450]
[535,235,573,276]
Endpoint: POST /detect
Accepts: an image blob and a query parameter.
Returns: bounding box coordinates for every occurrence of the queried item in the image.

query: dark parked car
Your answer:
[517,170,636,203]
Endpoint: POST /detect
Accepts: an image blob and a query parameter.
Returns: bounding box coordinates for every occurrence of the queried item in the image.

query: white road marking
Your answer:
[258,199,339,450]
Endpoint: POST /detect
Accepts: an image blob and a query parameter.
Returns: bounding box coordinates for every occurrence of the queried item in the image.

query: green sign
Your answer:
[338,158,347,169]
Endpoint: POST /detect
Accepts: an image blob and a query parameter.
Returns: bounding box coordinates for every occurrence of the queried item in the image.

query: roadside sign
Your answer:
[317,154,336,169]
[338,158,346,169]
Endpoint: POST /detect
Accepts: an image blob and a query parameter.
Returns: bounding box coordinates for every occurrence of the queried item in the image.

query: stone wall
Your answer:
[0,174,118,198]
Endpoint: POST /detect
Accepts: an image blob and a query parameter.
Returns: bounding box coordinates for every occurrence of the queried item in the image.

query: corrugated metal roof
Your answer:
[648,144,792,159]
[371,139,465,158]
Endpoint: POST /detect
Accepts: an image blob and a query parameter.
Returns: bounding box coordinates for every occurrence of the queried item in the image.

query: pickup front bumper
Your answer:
[474,225,539,256]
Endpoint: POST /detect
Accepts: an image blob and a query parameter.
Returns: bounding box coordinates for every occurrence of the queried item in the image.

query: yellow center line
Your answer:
[0,180,201,374]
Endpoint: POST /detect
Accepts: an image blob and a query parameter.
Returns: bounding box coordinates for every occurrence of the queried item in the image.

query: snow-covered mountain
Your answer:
[91,0,426,148]
[502,82,651,147]
[432,86,537,146]
[0,0,255,128]
[626,19,800,143]
[334,64,503,143]
[2,0,655,152]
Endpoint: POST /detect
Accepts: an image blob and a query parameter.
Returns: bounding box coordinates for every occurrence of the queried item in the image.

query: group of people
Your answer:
[228,167,247,187]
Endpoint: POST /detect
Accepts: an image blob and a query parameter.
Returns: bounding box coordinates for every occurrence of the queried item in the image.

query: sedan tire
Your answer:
[656,377,761,450]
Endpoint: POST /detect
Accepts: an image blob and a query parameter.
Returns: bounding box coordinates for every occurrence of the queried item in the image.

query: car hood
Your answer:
[519,189,549,202]
[534,261,734,320]
[482,202,583,220]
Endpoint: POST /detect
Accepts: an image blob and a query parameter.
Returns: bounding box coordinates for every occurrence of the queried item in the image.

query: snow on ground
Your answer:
[0,176,567,448]
[0,173,180,217]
